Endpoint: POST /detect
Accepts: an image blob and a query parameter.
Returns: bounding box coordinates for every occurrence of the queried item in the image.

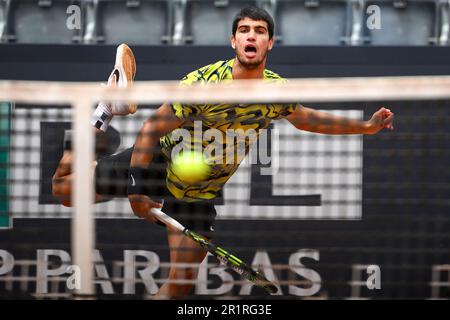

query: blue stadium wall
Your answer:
[0,45,449,299]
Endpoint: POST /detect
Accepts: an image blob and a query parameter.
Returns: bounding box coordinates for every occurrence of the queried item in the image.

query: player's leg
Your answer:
[53,43,136,206]
[155,230,208,299]
[52,143,134,207]
[52,128,117,206]
[154,199,217,299]
[52,148,99,207]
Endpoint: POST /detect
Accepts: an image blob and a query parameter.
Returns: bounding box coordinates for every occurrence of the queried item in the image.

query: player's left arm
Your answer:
[286,105,394,135]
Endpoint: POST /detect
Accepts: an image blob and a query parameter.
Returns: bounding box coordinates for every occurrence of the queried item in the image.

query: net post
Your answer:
[71,98,95,297]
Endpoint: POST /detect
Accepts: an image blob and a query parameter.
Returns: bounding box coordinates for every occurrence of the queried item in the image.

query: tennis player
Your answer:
[52,6,394,299]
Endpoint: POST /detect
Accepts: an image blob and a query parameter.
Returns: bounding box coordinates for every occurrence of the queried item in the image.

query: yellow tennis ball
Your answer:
[172,150,211,183]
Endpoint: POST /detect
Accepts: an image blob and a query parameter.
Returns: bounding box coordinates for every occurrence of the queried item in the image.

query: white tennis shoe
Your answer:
[108,43,137,115]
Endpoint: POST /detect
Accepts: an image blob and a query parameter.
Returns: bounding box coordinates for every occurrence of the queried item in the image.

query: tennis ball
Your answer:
[172,150,211,183]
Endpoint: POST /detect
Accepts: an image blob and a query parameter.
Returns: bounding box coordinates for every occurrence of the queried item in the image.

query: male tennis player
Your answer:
[52,6,394,299]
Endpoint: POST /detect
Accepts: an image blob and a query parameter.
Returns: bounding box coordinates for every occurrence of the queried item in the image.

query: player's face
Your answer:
[231,18,274,69]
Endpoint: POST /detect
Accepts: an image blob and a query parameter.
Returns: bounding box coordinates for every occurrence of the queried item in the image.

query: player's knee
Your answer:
[185,267,198,281]
[167,267,197,294]
[171,266,197,280]
[166,282,193,297]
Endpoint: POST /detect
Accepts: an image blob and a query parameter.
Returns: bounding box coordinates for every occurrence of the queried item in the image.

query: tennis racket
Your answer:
[150,208,278,294]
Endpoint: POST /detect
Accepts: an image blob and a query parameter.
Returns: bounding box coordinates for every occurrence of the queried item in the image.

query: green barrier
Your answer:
[0,102,10,228]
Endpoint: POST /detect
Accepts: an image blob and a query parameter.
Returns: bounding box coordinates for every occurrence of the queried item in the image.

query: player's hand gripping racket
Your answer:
[150,208,278,294]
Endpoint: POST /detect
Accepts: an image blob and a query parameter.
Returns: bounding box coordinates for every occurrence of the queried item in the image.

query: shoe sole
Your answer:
[115,43,137,114]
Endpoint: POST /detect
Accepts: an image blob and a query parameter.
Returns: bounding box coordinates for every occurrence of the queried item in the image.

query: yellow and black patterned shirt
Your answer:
[160,59,300,201]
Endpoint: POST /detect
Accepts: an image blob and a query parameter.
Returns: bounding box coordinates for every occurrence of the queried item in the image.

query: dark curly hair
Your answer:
[232,6,274,39]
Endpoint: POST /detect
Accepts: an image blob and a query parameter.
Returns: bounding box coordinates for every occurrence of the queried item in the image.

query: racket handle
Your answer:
[150,208,185,233]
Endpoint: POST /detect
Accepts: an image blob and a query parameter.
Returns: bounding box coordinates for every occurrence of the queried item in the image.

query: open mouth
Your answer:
[244,44,257,58]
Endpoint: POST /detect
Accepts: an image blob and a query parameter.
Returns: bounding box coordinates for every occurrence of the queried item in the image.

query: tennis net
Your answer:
[0,76,449,299]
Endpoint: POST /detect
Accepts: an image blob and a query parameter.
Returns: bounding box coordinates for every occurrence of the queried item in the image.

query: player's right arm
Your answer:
[128,103,182,220]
